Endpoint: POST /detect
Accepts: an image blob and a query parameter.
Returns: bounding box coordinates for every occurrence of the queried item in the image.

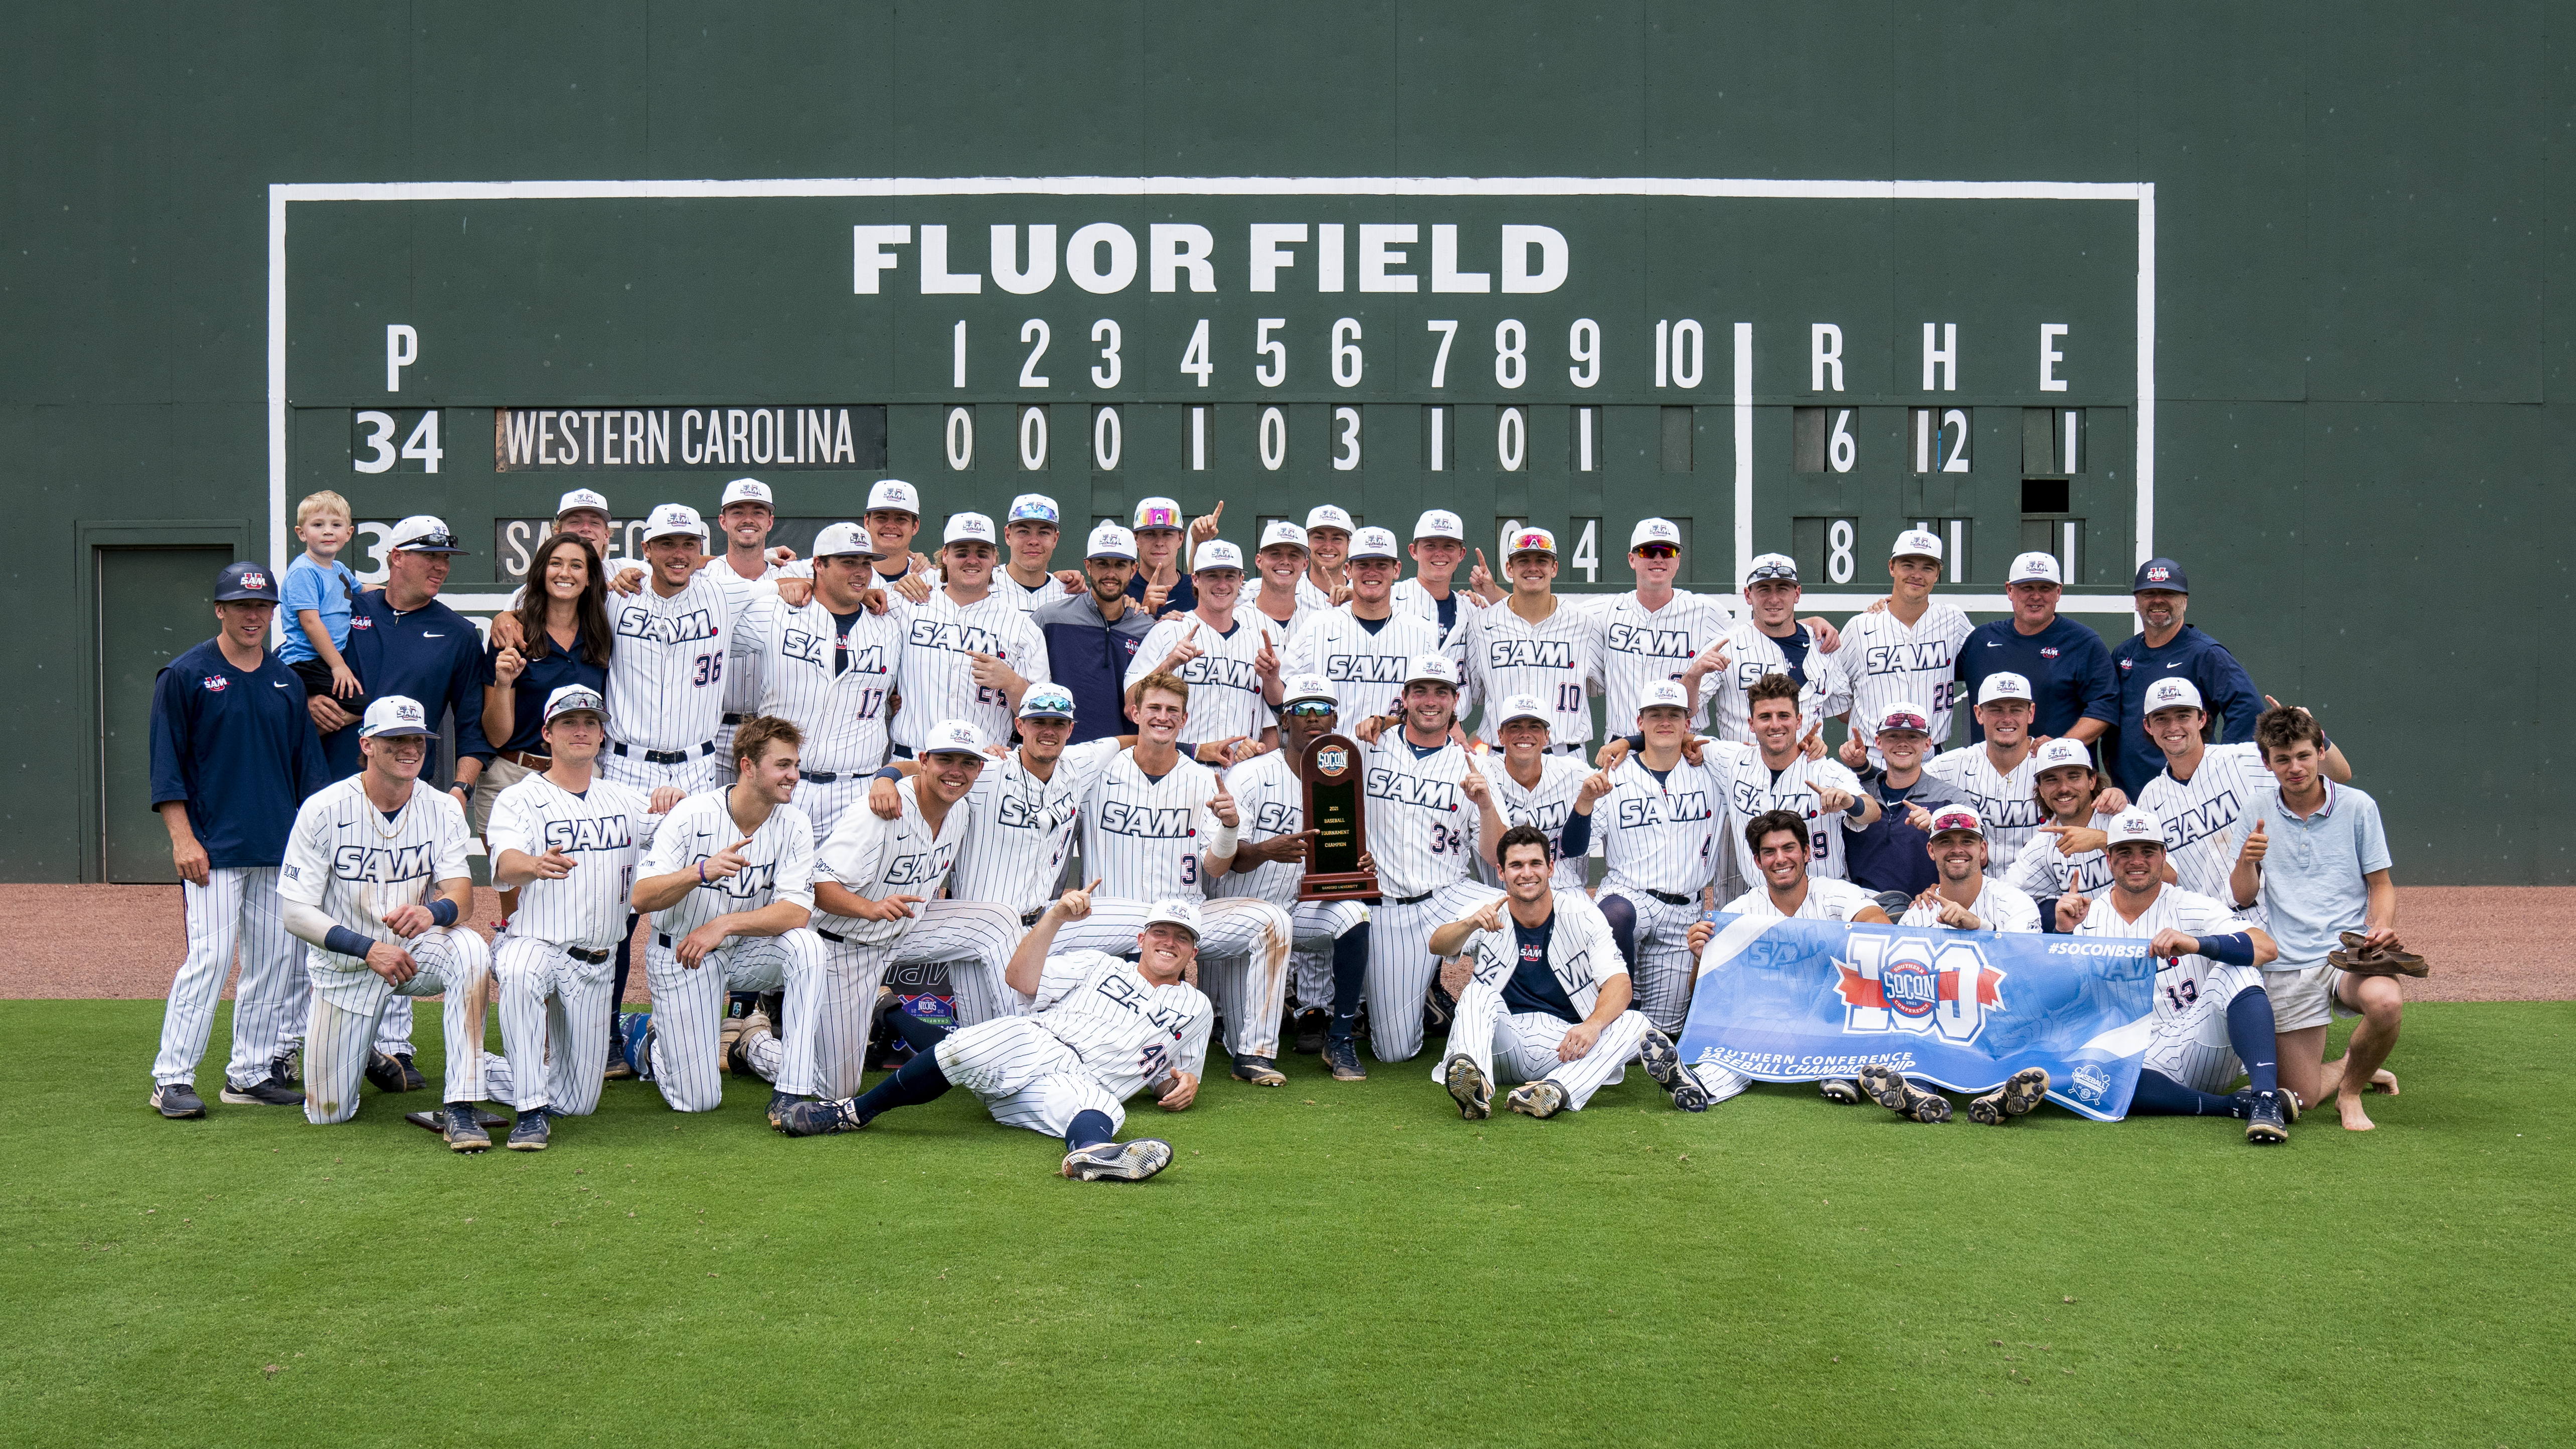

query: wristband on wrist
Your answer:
[874,765,905,781]
[697,861,709,885]
[323,925,376,959]
[427,898,458,928]
[1207,821,1240,857]
[1843,796,1868,818]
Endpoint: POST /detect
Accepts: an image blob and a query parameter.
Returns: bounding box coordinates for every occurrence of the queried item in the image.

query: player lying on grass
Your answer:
[1425,825,1716,1119]
[776,886,1212,1185]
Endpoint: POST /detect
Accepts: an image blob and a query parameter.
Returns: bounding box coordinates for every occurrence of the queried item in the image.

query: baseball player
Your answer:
[1682,553,1847,745]
[1343,655,1510,1063]
[1835,529,1975,762]
[1896,804,2042,933]
[1275,526,1444,727]
[1247,519,1319,640]
[622,715,828,1113]
[1300,504,1356,608]
[893,511,1049,757]
[1722,674,1877,890]
[1923,672,2051,875]
[1128,539,1280,756]
[1581,680,1750,1032]
[2055,810,2295,1143]
[1209,673,1375,1081]
[147,560,331,1118]
[2005,736,2142,901]
[601,503,761,800]
[1049,671,1294,1084]
[1482,694,1593,893]
[1461,526,1603,751]
[1589,517,1736,736]
[480,685,660,1149]
[861,478,935,598]
[2138,678,2350,906]
[997,493,1077,611]
[1390,509,1482,645]
[705,477,802,785]
[729,521,904,840]
[273,696,494,1147]
[1126,496,1199,619]
[777,886,1212,1185]
[1425,824,1712,1118]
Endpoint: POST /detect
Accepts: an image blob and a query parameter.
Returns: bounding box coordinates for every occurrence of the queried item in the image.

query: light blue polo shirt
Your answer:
[2251,780,2390,968]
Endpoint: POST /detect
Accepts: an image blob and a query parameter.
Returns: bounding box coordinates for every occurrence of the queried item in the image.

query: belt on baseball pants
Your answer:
[610,739,715,766]
[1021,906,1047,926]
[1388,890,1435,906]
[799,768,842,783]
[657,932,674,948]
[814,927,848,944]
[496,748,551,770]
[721,713,746,725]
[565,945,610,964]
[1644,889,1692,906]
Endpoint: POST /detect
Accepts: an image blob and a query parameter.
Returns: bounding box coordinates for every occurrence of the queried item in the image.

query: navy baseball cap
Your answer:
[214,560,279,602]
[2133,557,2189,593]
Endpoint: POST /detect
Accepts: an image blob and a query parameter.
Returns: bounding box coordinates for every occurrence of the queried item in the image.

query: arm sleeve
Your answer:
[1557,804,1593,860]
[2204,643,2265,744]
[278,898,341,950]
[148,668,192,808]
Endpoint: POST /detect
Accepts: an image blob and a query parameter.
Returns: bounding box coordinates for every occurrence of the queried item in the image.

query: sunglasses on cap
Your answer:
[1282,701,1336,718]
[1877,711,1929,734]
[1746,561,1798,582]
[1632,543,1679,559]
[1135,507,1182,529]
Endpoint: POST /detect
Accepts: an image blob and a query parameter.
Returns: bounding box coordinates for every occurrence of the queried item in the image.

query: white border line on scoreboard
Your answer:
[266,176,2154,615]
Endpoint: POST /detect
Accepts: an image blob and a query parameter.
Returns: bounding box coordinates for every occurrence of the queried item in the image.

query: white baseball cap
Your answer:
[639,503,708,544]
[811,521,881,559]
[556,488,611,519]
[1258,520,1310,553]
[1305,504,1355,534]
[2033,737,2096,773]
[1281,674,1338,709]
[720,477,773,509]
[1006,493,1060,525]
[865,479,921,516]
[1413,509,1466,542]
[1873,701,1933,736]
[943,512,998,547]
[542,684,606,724]
[1142,898,1203,941]
[1977,672,2034,707]
[1744,552,1799,583]
[1891,528,1944,561]
[1018,685,1077,720]
[1132,497,1185,533]
[1630,517,1682,550]
[1347,526,1401,561]
[1925,803,1986,838]
[359,695,432,738]
[1192,540,1245,574]
[2008,551,2063,586]
[1496,693,1550,726]
[385,515,466,554]
[1403,653,1460,688]
[1085,522,1138,560]
[1637,680,1692,714]
[2143,677,2205,715]
[1504,525,1557,558]
[920,719,989,757]
[2104,809,2166,848]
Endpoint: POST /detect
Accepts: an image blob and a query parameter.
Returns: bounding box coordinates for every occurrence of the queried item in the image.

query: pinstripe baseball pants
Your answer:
[642,927,827,1112]
[2142,962,2265,1094]
[1052,898,1293,1060]
[490,933,616,1116]
[765,901,1025,1099]
[1594,881,1706,1033]
[152,866,308,1090]
[1364,880,1506,1064]
[1434,980,1651,1111]
[301,926,492,1125]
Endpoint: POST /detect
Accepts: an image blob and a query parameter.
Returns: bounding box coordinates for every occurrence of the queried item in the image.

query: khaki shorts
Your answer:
[2262,960,2357,1032]
[469,752,538,836]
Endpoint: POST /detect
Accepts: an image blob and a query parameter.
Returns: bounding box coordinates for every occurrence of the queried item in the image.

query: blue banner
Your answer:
[1676,914,2161,1121]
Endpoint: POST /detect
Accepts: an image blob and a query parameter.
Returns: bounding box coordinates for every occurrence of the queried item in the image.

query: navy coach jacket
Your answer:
[1033,593,1156,744]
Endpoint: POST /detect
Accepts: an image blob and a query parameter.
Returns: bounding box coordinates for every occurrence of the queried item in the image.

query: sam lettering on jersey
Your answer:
[617,604,720,646]
[1605,623,1697,661]
[1484,639,1576,670]
[908,617,1008,659]
[332,843,436,882]
[1367,768,1459,811]
[1099,802,1196,838]
[545,817,636,853]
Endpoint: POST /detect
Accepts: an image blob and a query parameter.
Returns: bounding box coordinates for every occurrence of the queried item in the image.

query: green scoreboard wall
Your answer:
[7,2,2568,884]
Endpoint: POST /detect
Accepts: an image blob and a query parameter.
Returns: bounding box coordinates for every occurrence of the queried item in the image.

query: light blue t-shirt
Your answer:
[2252,780,2391,968]
[279,554,359,663]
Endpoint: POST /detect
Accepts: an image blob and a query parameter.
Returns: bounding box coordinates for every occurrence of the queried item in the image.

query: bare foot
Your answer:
[2337,1093,2377,1131]
[2368,1067,2399,1096]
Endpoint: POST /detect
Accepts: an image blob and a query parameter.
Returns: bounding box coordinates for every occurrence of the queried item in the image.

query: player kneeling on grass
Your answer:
[275,696,494,1149]
[1686,811,1893,1106]
[1424,825,1714,1119]
[778,886,1212,1185]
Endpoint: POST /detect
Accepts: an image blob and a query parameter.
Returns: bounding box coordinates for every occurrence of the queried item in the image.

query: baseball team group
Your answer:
[144,472,2416,1181]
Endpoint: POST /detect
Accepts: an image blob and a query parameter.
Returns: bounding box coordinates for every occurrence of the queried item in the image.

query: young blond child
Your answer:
[279,490,367,707]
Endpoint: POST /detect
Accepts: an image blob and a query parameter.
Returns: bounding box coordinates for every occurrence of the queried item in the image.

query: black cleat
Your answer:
[365,1051,411,1093]
[766,1089,810,1132]
[1061,1139,1174,1182]
[1423,982,1457,1037]
[776,1098,863,1138]
[219,1076,305,1106]
[149,1082,207,1119]
[1325,1036,1368,1082]
[269,1052,301,1086]
[394,1055,426,1092]
[2230,1086,2301,1124]
[2244,1090,2291,1145]
[1861,1063,1951,1122]
[1505,1079,1568,1119]
[1443,1054,1492,1120]
[1639,1027,1711,1112]
[1968,1067,2050,1125]
[1292,1007,1330,1055]
[1819,1078,1864,1104]
[507,1108,550,1151]
[441,1102,492,1152]
[1231,1054,1286,1087]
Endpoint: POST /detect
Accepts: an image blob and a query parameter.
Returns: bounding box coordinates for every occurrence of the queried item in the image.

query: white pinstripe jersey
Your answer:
[1459,890,1626,1014]
[892,588,1050,754]
[1027,949,1215,1093]
[1924,744,2047,879]
[1720,876,1881,921]
[1832,601,1974,746]
[1204,749,1310,910]
[1598,747,1745,897]
[1484,752,1593,891]
[1127,607,1281,746]
[950,738,1123,917]
[711,557,790,716]
[731,593,905,773]
[1898,877,2042,933]
[1079,751,1231,902]
[1390,577,1480,646]
[277,776,472,970]
[2074,885,2255,1025]
[1357,733,1488,898]
[1246,595,1317,648]
[1585,590,1736,735]
[1725,754,1865,885]
[994,570,1062,613]
[1704,621,1849,746]
[1461,598,1604,746]
[605,569,759,752]
[1296,574,1340,611]
[2140,743,2278,907]
[637,789,816,940]
[2006,807,2122,899]
[1282,607,1443,726]
[813,779,970,946]
[483,772,659,950]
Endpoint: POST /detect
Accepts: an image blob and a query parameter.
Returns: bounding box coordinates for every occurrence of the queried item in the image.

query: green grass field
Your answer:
[5,1000,2568,1448]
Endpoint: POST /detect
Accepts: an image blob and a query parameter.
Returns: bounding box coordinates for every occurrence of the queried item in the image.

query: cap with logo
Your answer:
[542,684,606,724]
[1305,504,1356,534]
[1873,700,1932,736]
[2133,557,2189,593]
[1347,526,1401,561]
[1403,653,1460,688]
[1505,526,1557,558]
[2007,551,2063,586]
[1142,898,1203,941]
[2142,676,2204,714]
[556,488,611,519]
[1282,674,1338,709]
[638,503,707,544]
[214,560,280,602]
[1192,540,1244,574]
[1131,497,1185,533]
[1637,679,1692,713]
[1925,803,1986,838]
[1745,552,1799,583]
[943,512,998,547]
[811,522,881,560]
[1976,671,2034,707]
[1413,509,1466,542]
[1497,693,1551,726]
[1630,517,1682,550]
[1006,493,1060,525]
[387,515,468,554]
[1258,520,1310,553]
[359,695,432,738]
[921,719,989,757]
[1891,528,1945,562]
[2032,737,2096,773]
[1085,522,1139,560]
[719,477,773,509]
[1018,685,1078,721]
[2104,809,2166,848]
[865,479,921,516]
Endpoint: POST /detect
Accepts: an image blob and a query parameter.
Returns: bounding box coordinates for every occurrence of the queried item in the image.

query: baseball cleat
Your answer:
[219,1076,305,1107]
[1968,1067,2051,1125]
[618,1016,658,1083]
[149,1082,207,1119]
[365,1051,412,1094]
[1818,1078,1864,1105]
[776,1098,864,1138]
[1061,1138,1175,1183]
[1856,1064,1911,1111]
[718,1013,749,1071]
[2244,1090,2291,1144]
[507,1108,550,1151]
[1231,1054,1287,1087]
[1293,1007,1330,1055]
[1505,1079,1568,1119]
[1325,1037,1368,1082]
[2231,1086,2301,1124]
[1443,1054,1492,1120]
[441,1102,492,1152]
[1639,1028,1712,1112]
[1423,982,1457,1036]
[766,1089,810,1132]
[730,1012,774,1079]
[270,1052,301,1086]
[394,1055,427,1092]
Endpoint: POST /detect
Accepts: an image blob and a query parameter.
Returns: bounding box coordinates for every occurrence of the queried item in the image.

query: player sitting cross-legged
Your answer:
[1864,803,2049,1127]
[1425,825,1715,1119]
[776,886,1213,1185]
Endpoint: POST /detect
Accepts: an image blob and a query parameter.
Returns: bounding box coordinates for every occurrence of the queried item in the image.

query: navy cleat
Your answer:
[1443,1054,1492,1120]
[776,1098,863,1138]
[149,1082,206,1119]
[2244,1090,2291,1145]
[442,1102,492,1152]
[2229,1086,2301,1124]
[1231,1054,1286,1087]
[220,1075,305,1106]
[1061,1139,1174,1182]
[507,1107,550,1151]
[1293,1008,1330,1055]
[766,1089,810,1132]
[1968,1067,2050,1125]
[1325,1036,1368,1082]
